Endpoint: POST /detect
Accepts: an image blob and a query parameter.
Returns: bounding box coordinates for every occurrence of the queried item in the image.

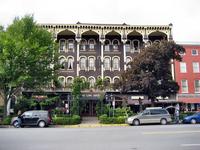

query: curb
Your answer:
[51,124,129,128]
[0,124,129,128]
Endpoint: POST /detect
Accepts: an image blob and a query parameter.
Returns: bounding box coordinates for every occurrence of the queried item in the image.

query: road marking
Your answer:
[142,130,200,135]
[181,144,200,147]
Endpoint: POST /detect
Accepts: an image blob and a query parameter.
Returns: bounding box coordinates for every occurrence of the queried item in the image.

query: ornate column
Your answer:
[122,30,127,71]
[168,23,173,41]
[76,28,81,76]
[143,27,149,47]
[100,28,105,79]
[100,39,105,79]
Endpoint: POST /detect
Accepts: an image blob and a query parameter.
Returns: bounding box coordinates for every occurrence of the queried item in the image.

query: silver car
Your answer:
[127,107,172,125]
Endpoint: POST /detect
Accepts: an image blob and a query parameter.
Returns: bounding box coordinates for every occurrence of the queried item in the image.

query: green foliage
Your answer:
[120,41,185,103]
[99,114,127,124]
[98,106,133,124]
[14,96,59,113]
[0,15,58,116]
[52,115,81,125]
[71,77,88,115]
[179,112,195,120]
[1,116,12,125]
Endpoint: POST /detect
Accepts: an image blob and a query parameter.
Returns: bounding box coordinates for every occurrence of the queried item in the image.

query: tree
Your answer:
[71,77,89,115]
[0,15,58,117]
[120,40,185,105]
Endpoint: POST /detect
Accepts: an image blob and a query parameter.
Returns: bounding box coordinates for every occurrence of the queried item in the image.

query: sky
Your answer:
[0,0,200,43]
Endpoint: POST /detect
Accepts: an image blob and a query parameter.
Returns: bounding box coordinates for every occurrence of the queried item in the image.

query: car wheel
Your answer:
[13,121,20,128]
[191,119,196,124]
[38,121,46,128]
[133,119,140,126]
[160,118,167,125]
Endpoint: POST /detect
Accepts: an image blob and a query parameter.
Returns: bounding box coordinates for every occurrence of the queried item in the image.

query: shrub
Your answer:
[99,114,127,124]
[1,116,12,125]
[179,112,195,120]
[52,115,81,125]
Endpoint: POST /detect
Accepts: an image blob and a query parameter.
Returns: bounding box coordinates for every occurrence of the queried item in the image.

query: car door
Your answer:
[149,109,162,123]
[31,112,40,125]
[139,110,151,124]
[21,112,33,125]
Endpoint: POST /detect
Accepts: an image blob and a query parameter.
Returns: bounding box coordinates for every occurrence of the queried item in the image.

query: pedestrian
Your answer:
[175,104,180,124]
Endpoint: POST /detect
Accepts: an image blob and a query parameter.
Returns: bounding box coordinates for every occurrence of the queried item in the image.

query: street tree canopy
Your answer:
[0,15,58,116]
[119,40,185,104]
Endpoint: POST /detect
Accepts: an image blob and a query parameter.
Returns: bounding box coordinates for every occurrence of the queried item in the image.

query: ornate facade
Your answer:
[41,22,173,88]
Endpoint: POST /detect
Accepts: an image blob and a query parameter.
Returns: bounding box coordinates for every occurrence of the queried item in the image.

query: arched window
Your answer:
[105,77,111,84]
[59,56,66,69]
[113,77,120,84]
[67,57,74,70]
[105,39,111,51]
[104,57,111,70]
[113,39,119,51]
[59,39,65,52]
[88,57,95,70]
[80,39,87,51]
[113,57,120,70]
[132,40,140,52]
[126,57,132,69]
[88,39,95,50]
[67,39,74,52]
[58,76,65,88]
[80,57,87,70]
[125,40,131,52]
[88,77,95,87]
[80,76,87,81]
[66,77,73,86]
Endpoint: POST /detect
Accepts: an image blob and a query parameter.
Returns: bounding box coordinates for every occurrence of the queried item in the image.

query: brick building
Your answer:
[174,43,200,111]
[37,23,174,115]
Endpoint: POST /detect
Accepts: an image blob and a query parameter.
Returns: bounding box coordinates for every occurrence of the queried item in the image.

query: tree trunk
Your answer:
[151,99,155,107]
[138,98,143,112]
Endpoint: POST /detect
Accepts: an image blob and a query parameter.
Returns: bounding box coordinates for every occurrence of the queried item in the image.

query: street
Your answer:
[0,124,200,150]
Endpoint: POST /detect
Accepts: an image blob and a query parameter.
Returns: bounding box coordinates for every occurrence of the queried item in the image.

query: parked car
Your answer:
[11,110,52,128]
[182,112,200,124]
[126,107,172,125]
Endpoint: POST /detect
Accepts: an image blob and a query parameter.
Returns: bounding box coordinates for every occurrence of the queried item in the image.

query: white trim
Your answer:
[103,56,111,71]
[59,39,66,53]
[66,56,74,70]
[88,56,96,71]
[80,76,87,81]
[58,76,66,87]
[66,39,75,52]
[112,39,120,45]
[88,76,96,87]
[113,76,120,83]
[66,76,74,86]
[105,76,112,83]
[112,56,120,71]
[79,56,87,71]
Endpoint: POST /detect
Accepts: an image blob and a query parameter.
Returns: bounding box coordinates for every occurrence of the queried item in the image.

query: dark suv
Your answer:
[11,110,52,128]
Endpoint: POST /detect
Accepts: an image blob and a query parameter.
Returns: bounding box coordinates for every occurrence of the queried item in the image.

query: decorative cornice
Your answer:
[39,23,171,31]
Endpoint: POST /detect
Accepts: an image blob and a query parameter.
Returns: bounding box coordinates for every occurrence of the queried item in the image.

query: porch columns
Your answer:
[76,34,81,76]
[100,40,105,79]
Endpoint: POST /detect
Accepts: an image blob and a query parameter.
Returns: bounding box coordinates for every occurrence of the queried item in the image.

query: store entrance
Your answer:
[81,100,97,116]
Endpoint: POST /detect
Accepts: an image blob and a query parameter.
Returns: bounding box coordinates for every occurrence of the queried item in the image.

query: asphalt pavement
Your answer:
[0,124,200,150]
